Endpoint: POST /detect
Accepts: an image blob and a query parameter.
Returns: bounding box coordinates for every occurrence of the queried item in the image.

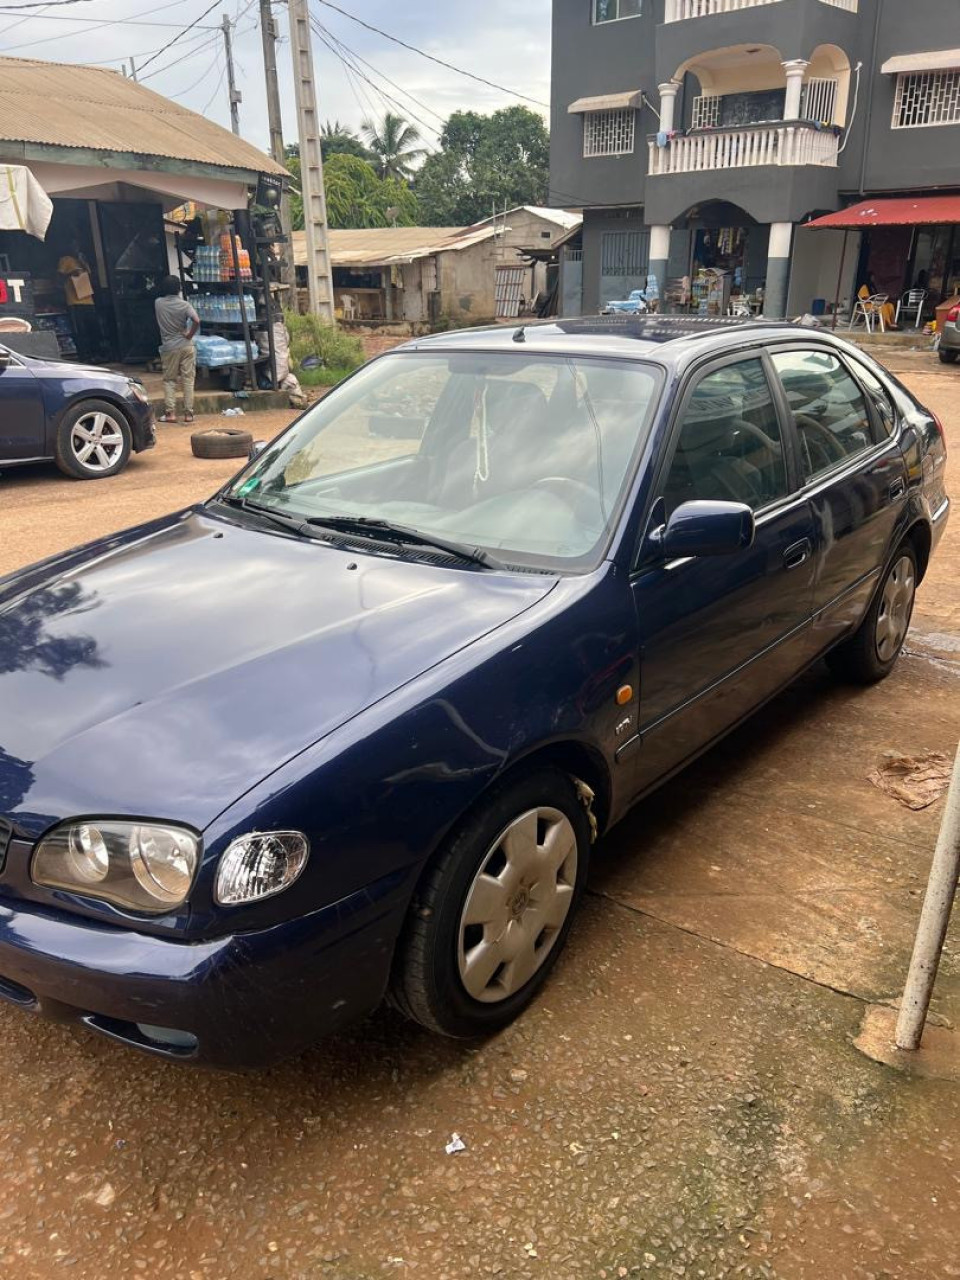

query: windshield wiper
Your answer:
[304,515,502,569]
[218,495,322,539]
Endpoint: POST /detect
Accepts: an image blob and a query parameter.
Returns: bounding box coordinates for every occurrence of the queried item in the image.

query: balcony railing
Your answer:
[648,122,839,174]
[663,0,782,21]
[663,0,856,18]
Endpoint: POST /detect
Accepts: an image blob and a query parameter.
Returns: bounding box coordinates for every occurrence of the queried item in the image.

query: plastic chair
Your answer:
[896,289,927,329]
[849,290,888,334]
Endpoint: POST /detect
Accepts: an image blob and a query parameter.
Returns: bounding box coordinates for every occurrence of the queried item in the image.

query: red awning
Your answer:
[806,197,960,230]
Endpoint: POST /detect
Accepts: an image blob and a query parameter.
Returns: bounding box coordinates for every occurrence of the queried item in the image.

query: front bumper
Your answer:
[941,321,959,354]
[0,856,413,1067]
[125,395,156,453]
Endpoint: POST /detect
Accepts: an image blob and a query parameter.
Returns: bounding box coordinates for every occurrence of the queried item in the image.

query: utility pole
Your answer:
[222,13,242,136]
[128,58,138,82]
[258,0,295,291]
[288,0,334,321]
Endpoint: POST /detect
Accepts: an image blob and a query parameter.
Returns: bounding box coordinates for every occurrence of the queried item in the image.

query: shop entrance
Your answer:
[0,197,166,364]
[670,202,769,316]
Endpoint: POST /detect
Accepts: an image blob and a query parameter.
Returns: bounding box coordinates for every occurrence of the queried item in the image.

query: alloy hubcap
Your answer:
[457,806,578,1004]
[71,412,125,472]
[876,555,916,662]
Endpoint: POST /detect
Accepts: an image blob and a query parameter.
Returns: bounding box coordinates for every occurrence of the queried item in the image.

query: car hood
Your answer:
[0,508,555,838]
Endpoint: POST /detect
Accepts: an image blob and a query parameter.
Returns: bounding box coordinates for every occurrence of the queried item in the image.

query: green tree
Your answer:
[416,106,550,226]
[321,120,375,164]
[361,112,426,181]
[284,147,303,231]
[323,154,419,229]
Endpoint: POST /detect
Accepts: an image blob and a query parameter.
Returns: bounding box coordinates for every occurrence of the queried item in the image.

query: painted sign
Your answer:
[0,272,34,320]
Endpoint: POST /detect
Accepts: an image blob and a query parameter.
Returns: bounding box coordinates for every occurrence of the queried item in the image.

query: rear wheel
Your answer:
[938,349,958,364]
[826,543,918,684]
[55,400,131,479]
[392,768,590,1038]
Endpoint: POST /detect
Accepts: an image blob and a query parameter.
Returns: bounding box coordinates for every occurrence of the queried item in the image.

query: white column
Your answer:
[764,222,794,319]
[781,59,809,121]
[658,80,682,133]
[650,225,671,263]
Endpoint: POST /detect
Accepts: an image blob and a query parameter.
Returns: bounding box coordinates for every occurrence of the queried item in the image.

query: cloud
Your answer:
[1,0,551,157]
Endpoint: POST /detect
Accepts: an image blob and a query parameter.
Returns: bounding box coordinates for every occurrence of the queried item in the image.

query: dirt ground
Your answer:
[0,355,958,1279]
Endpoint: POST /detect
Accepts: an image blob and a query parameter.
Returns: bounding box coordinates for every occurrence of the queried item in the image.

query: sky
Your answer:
[0,0,553,156]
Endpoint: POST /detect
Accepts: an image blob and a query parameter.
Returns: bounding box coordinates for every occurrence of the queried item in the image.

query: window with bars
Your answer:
[892,70,960,129]
[691,95,721,130]
[593,0,642,22]
[801,77,839,124]
[583,108,636,157]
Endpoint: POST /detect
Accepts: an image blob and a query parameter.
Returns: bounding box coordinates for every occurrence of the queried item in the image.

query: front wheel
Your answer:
[826,543,918,684]
[392,768,591,1038]
[55,400,132,479]
[939,348,958,364]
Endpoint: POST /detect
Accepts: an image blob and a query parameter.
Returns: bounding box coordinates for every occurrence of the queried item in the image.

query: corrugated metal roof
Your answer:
[293,225,497,268]
[806,197,960,229]
[0,56,285,177]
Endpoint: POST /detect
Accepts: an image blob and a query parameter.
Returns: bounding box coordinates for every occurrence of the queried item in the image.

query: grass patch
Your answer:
[297,365,356,388]
[284,310,364,384]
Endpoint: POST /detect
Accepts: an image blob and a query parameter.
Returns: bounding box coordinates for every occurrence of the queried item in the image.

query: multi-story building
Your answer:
[550,0,960,320]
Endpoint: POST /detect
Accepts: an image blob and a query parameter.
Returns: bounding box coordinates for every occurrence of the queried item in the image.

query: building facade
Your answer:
[550,0,960,320]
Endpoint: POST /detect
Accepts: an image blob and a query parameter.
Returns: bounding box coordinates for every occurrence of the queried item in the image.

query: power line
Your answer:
[317,22,446,127]
[136,0,221,74]
[0,0,97,9]
[312,0,549,110]
[309,18,437,139]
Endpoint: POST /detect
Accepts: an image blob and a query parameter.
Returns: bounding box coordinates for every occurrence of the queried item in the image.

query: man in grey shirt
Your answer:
[155,275,200,423]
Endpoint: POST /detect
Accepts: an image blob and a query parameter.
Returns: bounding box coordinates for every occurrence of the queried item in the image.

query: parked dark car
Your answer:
[0,343,155,479]
[0,317,949,1067]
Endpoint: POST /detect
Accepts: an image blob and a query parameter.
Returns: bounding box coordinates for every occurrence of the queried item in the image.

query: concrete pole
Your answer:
[658,80,682,133]
[781,59,809,121]
[648,224,671,312]
[895,742,960,1051]
[288,0,334,322]
[763,221,793,319]
[259,0,296,293]
[222,14,242,136]
[128,58,138,82]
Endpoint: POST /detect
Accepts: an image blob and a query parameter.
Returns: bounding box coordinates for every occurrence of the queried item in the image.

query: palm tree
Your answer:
[361,112,426,182]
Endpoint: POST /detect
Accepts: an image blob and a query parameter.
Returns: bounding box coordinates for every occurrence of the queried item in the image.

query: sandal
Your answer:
[159,412,178,423]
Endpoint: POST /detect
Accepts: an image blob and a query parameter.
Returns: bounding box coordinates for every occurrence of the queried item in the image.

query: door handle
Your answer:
[889,477,906,501]
[783,538,812,570]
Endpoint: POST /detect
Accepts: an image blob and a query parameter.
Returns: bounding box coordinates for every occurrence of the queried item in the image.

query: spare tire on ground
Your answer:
[191,427,254,459]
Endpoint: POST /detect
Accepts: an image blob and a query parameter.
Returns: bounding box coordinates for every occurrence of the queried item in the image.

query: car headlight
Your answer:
[33,820,199,914]
[215,832,309,905]
[127,379,151,405]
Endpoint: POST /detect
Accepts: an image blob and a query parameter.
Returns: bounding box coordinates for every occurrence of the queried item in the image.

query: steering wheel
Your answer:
[531,476,602,524]
[796,414,847,474]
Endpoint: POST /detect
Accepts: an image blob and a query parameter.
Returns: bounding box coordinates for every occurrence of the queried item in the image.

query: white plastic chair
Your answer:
[849,293,888,334]
[896,289,927,329]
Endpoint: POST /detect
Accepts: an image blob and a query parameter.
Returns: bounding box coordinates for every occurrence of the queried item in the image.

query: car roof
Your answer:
[399,315,848,368]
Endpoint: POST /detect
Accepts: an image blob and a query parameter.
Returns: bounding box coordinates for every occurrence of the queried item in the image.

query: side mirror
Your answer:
[652,500,755,559]
[249,440,267,460]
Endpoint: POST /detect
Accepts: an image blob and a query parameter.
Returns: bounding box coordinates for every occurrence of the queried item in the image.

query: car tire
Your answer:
[938,349,958,364]
[826,541,918,685]
[55,400,132,480]
[191,427,254,459]
[392,767,591,1038]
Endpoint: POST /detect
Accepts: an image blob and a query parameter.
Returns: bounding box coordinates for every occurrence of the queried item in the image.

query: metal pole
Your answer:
[832,229,849,331]
[288,0,335,322]
[222,14,242,136]
[258,0,296,295]
[895,741,960,1051]
[128,58,138,82]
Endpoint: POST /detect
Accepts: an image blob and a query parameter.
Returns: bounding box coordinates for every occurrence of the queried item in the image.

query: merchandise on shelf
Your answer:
[195,335,258,368]
[193,292,257,324]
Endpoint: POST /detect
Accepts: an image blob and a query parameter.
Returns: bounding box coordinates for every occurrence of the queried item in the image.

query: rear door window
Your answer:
[661,357,789,514]
[770,350,874,481]
[843,356,898,439]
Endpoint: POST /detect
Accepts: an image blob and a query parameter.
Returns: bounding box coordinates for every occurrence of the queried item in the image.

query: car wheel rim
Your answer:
[875,555,916,662]
[457,806,578,1004]
[71,411,125,473]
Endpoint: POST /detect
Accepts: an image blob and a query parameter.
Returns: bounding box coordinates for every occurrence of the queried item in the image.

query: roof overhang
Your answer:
[805,196,960,229]
[568,90,642,114]
[881,49,960,75]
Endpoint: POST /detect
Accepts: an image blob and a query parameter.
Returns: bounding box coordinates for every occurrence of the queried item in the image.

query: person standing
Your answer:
[57,242,99,362]
[155,275,200,423]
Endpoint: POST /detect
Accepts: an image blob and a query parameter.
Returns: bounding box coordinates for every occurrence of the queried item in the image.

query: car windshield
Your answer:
[226,351,661,571]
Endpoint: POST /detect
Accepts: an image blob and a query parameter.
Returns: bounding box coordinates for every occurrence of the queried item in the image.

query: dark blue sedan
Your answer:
[0,317,949,1066]
[0,342,155,479]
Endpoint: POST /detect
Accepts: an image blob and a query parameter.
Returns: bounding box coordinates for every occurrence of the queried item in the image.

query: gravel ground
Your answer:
[0,358,958,1279]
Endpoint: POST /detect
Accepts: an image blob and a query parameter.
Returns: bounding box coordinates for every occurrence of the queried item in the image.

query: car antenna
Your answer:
[512,325,526,344]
